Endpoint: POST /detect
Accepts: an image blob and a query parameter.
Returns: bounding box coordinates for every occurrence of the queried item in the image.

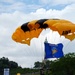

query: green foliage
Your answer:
[50,53,75,75]
[0,57,18,75]
[34,61,41,68]
[0,57,39,75]
[0,53,75,75]
[34,53,75,75]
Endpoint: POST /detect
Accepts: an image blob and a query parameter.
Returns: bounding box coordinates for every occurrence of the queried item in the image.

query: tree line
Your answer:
[34,53,75,75]
[0,53,75,75]
[0,57,39,75]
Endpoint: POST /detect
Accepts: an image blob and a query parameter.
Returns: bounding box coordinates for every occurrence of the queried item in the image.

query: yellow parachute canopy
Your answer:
[12,19,75,45]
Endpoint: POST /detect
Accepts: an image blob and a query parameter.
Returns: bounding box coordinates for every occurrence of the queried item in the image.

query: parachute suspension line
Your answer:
[40,38,44,60]
[24,46,30,58]
[63,40,72,50]
[25,42,35,58]
[27,46,32,57]
[31,38,41,62]
[40,35,44,62]
[28,46,33,57]
[59,36,74,53]
[33,39,39,59]
[31,40,36,58]
[51,30,54,43]
[53,31,57,44]
[30,40,39,66]
[70,40,75,51]
[58,36,70,52]
[31,41,35,57]
[59,36,63,43]
[47,29,53,43]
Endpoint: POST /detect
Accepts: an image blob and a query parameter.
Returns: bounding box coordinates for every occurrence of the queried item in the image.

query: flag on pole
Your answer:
[44,42,53,59]
[50,43,64,58]
[44,42,64,59]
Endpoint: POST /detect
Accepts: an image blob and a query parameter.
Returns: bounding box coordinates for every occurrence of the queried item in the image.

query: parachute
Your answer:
[12,19,75,45]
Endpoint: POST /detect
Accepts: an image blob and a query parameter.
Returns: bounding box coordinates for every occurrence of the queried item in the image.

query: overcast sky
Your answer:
[0,0,75,68]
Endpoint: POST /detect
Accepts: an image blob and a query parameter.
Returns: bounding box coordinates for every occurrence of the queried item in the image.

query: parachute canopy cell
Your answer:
[12,19,75,45]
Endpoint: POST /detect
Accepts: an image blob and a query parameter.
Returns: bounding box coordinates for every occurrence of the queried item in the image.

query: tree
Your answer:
[34,61,42,69]
[50,53,75,75]
[9,61,18,69]
[0,57,18,75]
[0,57,10,75]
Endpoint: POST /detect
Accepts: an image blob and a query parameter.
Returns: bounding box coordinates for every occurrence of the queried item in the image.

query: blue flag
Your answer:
[44,43,53,59]
[44,42,64,59]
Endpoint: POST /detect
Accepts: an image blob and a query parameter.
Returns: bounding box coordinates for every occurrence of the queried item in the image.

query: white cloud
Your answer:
[0,2,26,13]
[51,0,75,5]
[1,0,75,14]
[30,4,75,23]
[0,3,75,68]
[0,0,15,3]
[0,0,41,13]
[40,0,75,5]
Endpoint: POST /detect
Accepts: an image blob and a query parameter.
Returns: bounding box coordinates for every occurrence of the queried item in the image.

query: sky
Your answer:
[0,0,75,68]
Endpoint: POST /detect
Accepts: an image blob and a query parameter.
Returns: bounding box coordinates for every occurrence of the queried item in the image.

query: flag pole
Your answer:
[43,37,48,65]
[40,37,48,75]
